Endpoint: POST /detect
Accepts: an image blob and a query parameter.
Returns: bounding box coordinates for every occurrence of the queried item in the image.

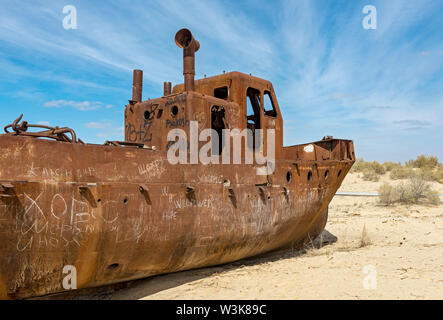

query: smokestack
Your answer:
[175,28,200,92]
[132,69,143,102]
[163,81,172,96]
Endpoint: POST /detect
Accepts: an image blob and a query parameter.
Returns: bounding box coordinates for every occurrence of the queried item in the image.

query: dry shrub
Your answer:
[351,158,369,173]
[371,161,386,175]
[362,169,380,182]
[379,174,441,205]
[406,155,440,169]
[391,166,443,184]
[378,183,399,206]
[353,159,385,181]
[419,167,435,181]
[420,167,443,184]
[435,167,443,183]
[355,156,442,185]
[383,161,402,172]
[408,172,430,202]
[352,159,385,174]
[424,190,441,205]
[404,160,414,167]
[395,182,415,204]
[390,167,413,180]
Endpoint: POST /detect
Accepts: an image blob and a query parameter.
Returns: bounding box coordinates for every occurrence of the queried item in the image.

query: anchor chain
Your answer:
[4,114,84,144]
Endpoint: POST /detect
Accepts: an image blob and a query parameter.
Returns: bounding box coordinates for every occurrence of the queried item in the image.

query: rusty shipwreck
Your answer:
[0,29,355,299]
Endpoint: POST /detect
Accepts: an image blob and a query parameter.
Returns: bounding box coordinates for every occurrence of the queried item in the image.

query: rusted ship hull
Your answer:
[0,134,353,299]
[0,28,355,299]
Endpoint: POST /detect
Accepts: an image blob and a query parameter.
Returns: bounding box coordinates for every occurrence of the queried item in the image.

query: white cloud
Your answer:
[84,122,112,129]
[1,0,442,161]
[95,126,124,139]
[83,121,124,140]
[44,100,112,111]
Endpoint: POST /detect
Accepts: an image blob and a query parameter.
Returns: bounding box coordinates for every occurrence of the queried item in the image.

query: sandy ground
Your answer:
[59,173,442,300]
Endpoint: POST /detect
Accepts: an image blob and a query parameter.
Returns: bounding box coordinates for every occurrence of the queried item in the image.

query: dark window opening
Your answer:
[211,105,226,155]
[263,91,277,117]
[246,87,261,150]
[171,105,179,116]
[286,171,292,183]
[108,263,119,270]
[214,86,228,100]
[307,171,313,182]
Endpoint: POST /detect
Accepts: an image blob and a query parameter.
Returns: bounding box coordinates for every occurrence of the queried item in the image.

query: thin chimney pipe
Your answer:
[132,69,143,102]
[163,81,172,96]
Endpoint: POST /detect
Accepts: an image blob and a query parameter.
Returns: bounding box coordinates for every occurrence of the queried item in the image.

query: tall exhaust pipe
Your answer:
[175,28,200,92]
[132,69,143,103]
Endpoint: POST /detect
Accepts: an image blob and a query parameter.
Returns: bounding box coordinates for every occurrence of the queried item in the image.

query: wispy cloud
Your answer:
[0,0,442,160]
[96,128,124,139]
[393,120,432,126]
[84,122,113,129]
[44,100,113,111]
[392,119,434,130]
[84,121,124,140]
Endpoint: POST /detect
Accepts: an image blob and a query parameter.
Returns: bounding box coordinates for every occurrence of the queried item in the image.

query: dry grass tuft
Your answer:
[359,225,371,248]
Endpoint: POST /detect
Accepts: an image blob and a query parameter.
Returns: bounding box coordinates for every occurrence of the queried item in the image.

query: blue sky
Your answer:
[0,0,442,162]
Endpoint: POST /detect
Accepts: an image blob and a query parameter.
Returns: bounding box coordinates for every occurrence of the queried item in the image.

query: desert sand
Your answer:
[54,173,442,300]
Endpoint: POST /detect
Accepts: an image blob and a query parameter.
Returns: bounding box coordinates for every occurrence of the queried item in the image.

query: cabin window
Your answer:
[171,105,179,117]
[211,105,226,155]
[307,171,313,182]
[246,87,261,150]
[263,91,277,117]
[214,86,228,100]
